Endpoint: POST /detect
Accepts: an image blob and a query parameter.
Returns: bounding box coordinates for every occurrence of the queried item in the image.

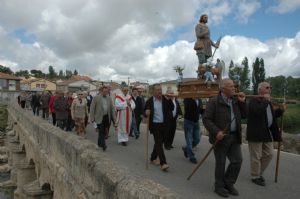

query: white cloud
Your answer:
[0,0,298,84]
[268,0,300,14]
[235,0,261,23]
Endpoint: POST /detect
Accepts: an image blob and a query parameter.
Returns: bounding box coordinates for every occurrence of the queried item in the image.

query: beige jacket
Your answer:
[89,95,115,124]
[71,98,88,119]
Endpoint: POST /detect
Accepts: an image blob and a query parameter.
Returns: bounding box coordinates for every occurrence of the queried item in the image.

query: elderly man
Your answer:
[145,84,174,172]
[247,82,286,186]
[90,86,115,151]
[203,79,246,197]
[195,14,219,64]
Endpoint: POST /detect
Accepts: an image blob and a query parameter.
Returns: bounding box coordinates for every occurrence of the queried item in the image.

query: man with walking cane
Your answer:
[145,84,174,172]
[202,79,247,197]
[246,82,286,186]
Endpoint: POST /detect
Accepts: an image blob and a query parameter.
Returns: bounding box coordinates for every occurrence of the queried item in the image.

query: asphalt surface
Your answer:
[85,122,300,199]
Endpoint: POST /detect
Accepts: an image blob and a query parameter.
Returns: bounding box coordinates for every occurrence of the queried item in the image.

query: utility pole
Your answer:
[128,77,130,87]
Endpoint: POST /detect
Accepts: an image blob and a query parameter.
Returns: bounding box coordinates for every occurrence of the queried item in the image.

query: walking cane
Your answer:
[274,116,283,183]
[187,139,218,180]
[275,95,285,183]
[187,119,233,180]
[145,113,150,170]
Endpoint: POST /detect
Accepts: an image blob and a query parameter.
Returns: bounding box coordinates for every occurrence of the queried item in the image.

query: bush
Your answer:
[281,104,300,134]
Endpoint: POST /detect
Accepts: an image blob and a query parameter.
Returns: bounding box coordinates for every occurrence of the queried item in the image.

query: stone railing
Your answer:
[2,102,178,199]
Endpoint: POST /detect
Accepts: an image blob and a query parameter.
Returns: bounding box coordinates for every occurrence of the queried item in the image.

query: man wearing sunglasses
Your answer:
[247,82,286,186]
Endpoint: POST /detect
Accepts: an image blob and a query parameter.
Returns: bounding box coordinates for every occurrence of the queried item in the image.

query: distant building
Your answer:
[21,78,56,92]
[0,72,21,91]
[57,80,96,92]
[0,72,22,99]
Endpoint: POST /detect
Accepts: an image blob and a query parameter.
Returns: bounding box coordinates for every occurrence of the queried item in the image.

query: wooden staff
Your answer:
[187,122,232,180]
[145,113,150,170]
[275,96,285,182]
[274,115,283,183]
[187,139,218,180]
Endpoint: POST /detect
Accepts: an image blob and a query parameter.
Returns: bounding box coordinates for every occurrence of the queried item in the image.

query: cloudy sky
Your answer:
[0,0,300,83]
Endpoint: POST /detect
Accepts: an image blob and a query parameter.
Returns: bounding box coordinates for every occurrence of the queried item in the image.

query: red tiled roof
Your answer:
[0,72,22,80]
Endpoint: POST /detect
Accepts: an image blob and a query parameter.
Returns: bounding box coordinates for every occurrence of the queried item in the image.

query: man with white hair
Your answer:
[203,78,246,197]
[246,82,286,186]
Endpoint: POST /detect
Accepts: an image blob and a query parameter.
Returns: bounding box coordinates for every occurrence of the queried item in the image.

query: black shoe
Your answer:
[259,176,265,182]
[103,145,107,151]
[189,158,197,164]
[225,185,239,196]
[121,142,127,146]
[182,147,188,158]
[214,188,229,198]
[170,145,174,148]
[129,134,134,137]
[252,177,266,186]
[135,135,139,139]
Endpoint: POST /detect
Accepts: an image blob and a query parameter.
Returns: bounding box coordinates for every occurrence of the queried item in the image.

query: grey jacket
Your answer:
[89,95,115,124]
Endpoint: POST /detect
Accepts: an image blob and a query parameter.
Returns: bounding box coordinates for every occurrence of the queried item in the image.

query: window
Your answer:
[0,79,7,87]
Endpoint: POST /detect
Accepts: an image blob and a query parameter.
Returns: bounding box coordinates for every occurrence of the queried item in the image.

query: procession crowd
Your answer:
[16,79,286,198]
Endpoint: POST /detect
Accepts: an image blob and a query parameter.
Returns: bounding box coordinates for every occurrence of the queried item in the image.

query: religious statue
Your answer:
[194,14,219,64]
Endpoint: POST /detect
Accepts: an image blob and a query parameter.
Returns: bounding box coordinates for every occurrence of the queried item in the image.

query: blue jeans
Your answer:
[130,112,139,137]
[184,119,201,159]
[97,123,106,148]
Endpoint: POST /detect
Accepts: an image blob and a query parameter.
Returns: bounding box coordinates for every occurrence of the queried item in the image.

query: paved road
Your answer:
[85,122,300,199]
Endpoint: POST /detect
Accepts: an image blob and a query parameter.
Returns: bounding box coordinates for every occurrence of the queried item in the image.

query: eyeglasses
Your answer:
[266,86,272,89]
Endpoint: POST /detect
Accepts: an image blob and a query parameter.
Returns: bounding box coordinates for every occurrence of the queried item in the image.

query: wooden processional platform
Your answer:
[177,79,220,98]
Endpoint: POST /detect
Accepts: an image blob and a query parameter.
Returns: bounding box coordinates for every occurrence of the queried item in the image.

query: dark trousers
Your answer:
[97,115,109,148]
[57,120,67,130]
[66,114,74,131]
[213,134,242,189]
[20,101,26,109]
[136,116,142,133]
[150,123,167,165]
[52,113,56,126]
[42,108,49,119]
[166,117,176,147]
[33,106,40,116]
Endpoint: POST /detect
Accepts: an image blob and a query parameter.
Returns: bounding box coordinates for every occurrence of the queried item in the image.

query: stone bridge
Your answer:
[0,102,177,199]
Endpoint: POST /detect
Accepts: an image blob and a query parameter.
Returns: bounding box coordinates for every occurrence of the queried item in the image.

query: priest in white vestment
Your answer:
[115,84,135,146]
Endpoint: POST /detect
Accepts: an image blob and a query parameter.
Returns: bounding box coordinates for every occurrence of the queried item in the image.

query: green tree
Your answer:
[252,57,265,94]
[266,76,286,97]
[58,70,64,79]
[240,57,250,91]
[65,70,73,79]
[228,60,235,80]
[15,70,30,78]
[30,69,45,78]
[0,65,13,74]
[48,66,57,79]
[73,69,78,75]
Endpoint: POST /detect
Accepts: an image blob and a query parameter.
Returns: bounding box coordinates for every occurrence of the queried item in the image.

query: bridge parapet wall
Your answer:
[7,102,178,199]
